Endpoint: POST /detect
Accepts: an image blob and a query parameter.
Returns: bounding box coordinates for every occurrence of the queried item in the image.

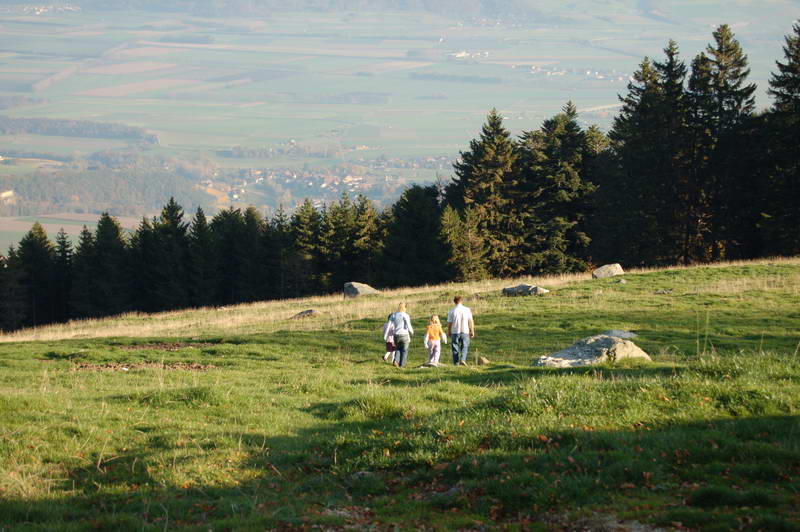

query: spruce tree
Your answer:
[242,206,267,301]
[379,184,450,287]
[318,193,358,291]
[92,213,130,316]
[187,207,217,307]
[128,217,162,312]
[447,109,519,276]
[210,207,249,305]
[16,222,56,325]
[0,250,27,331]
[440,205,487,282]
[515,102,596,274]
[263,206,292,300]
[53,228,73,322]
[690,25,758,259]
[289,199,323,296]
[154,197,191,309]
[763,21,800,255]
[352,195,381,284]
[70,226,96,318]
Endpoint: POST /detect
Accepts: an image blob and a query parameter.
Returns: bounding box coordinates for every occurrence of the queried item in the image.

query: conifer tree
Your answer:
[352,195,381,284]
[0,250,27,331]
[318,192,358,291]
[263,206,292,300]
[16,222,56,325]
[769,22,800,115]
[187,207,217,307]
[154,197,191,309]
[515,102,596,274]
[689,25,758,259]
[92,213,130,316]
[210,207,249,305]
[447,109,519,276]
[70,226,96,318]
[242,206,267,301]
[380,184,450,287]
[53,228,73,322]
[128,217,162,312]
[440,205,487,281]
[289,199,322,296]
[763,21,800,255]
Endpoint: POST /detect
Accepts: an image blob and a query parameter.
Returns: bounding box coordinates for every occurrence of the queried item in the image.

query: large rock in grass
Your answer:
[343,282,380,298]
[592,263,624,279]
[534,334,651,368]
[502,284,550,296]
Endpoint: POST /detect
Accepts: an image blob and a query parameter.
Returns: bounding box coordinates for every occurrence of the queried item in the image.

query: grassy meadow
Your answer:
[1,259,799,530]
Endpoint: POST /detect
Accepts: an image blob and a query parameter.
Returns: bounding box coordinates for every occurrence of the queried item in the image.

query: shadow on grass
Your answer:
[2,402,799,530]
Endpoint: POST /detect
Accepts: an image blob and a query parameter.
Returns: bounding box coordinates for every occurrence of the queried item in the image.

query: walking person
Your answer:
[423,314,447,366]
[382,313,396,363]
[390,303,413,368]
[447,296,474,366]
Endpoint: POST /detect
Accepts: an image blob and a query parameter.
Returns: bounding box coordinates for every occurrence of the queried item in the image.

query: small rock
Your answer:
[343,282,380,298]
[502,284,550,296]
[290,309,320,319]
[592,263,624,279]
[616,279,627,284]
[477,356,490,365]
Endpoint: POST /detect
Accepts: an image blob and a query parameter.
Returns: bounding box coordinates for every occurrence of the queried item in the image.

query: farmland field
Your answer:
[0,1,796,171]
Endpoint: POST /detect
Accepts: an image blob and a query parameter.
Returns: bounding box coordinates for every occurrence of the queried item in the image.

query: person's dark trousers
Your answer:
[395,333,411,367]
[451,333,470,364]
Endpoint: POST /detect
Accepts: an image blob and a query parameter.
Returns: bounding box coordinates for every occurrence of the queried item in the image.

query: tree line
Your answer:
[1,23,799,332]
[0,117,158,143]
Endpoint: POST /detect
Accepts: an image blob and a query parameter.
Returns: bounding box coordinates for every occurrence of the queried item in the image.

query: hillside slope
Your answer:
[0,259,799,529]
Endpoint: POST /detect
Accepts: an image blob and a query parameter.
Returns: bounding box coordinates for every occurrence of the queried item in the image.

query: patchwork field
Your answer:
[0,1,796,174]
[0,260,798,529]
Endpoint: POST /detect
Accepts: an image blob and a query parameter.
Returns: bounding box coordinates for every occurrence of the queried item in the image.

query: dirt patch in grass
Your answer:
[72,362,216,371]
[120,342,214,351]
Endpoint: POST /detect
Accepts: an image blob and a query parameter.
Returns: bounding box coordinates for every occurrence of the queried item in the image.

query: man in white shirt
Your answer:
[447,295,474,366]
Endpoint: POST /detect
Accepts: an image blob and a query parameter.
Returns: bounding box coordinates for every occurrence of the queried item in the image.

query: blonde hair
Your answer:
[429,314,440,326]
[397,302,407,312]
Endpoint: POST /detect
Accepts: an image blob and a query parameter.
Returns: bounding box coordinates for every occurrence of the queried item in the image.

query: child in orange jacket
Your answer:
[423,314,447,366]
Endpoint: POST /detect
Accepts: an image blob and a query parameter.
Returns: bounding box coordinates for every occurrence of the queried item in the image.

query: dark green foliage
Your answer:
[209,207,250,305]
[14,222,56,326]
[762,22,800,256]
[447,109,519,276]
[0,250,27,331]
[379,184,450,287]
[187,207,217,307]
[515,102,597,274]
[440,205,487,282]
[53,228,72,323]
[289,199,323,296]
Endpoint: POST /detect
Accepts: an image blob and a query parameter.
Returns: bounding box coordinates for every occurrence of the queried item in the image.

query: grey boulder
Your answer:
[502,284,550,296]
[534,334,651,368]
[343,282,380,298]
[290,309,320,320]
[592,263,624,279]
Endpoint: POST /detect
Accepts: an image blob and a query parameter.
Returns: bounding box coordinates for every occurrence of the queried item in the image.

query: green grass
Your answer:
[1,261,799,529]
